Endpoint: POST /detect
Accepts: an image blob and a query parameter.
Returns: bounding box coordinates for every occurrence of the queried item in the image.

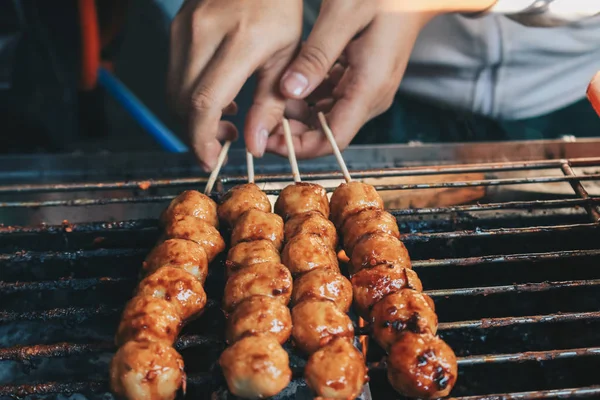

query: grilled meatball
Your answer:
[371,289,438,351]
[160,190,218,228]
[274,182,329,220]
[142,239,209,283]
[226,295,292,345]
[115,296,181,346]
[351,264,423,318]
[284,211,338,249]
[387,332,458,399]
[281,234,339,275]
[219,334,292,399]
[230,209,284,250]
[329,181,384,228]
[137,266,207,320]
[110,341,185,400]
[223,262,293,312]
[163,215,225,262]
[292,268,353,312]
[350,233,411,275]
[291,299,354,354]
[226,240,281,277]
[305,337,367,399]
[218,183,271,227]
[342,209,400,256]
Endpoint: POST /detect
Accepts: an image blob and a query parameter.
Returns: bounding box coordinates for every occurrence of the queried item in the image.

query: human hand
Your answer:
[266,0,494,159]
[588,71,600,117]
[167,0,302,170]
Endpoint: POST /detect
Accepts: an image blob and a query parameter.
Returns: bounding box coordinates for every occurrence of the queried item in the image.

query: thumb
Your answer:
[280,3,368,99]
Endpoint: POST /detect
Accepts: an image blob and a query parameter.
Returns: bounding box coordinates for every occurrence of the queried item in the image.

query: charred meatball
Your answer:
[305,337,367,399]
[110,341,185,400]
[284,211,338,249]
[160,190,218,228]
[163,215,225,262]
[291,299,354,354]
[350,233,411,275]
[230,209,284,250]
[226,240,281,277]
[274,182,329,220]
[371,289,437,351]
[142,238,209,283]
[329,181,384,228]
[115,296,181,346]
[387,332,458,399]
[292,268,353,312]
[281,234,339,275]
[223,262,293,312]
[351,264,422,318]
[136,266,207,320]
[226,295,292,345]
[342,209,400,256]
[218,183,271,227]
[219,334,292,399]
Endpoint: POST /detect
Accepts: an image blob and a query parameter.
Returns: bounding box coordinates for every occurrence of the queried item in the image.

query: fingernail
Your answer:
[255,129,269,157]
[282,72,308,97]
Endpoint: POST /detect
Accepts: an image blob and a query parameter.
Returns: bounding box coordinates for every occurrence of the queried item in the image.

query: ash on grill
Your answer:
[2,157,600,399]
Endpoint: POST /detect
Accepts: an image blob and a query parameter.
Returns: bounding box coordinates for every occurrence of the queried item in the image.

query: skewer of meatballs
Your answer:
[110,189,226,400]
[275,119,368,399]
[217,151,294,399]
[320,112,458,399]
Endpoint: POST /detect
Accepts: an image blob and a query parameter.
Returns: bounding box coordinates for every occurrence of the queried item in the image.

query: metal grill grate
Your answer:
[1,156,600,399]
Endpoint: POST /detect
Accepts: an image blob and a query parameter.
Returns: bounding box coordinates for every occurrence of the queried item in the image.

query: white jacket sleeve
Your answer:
[479,0,600,26]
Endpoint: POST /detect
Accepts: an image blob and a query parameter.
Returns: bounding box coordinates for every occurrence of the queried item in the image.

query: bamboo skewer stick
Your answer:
[204,140,232,195]
[246,150,255,184]
[317,112,352,183]
[282,119,301,183]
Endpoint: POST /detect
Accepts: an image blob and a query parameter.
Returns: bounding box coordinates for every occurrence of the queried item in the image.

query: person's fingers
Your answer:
[284,99,311,121]
[280,1,373,99]
[188,36,262,169]
[244,48,296,158]
[222,101,238,116]
[587,71,600,117]
[193,121,238,172]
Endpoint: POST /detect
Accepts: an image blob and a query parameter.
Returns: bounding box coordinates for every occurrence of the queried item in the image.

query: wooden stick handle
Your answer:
[204,140,232,195]
[283,119,301,183]
[317,112,352,183]
[246,150,255,184]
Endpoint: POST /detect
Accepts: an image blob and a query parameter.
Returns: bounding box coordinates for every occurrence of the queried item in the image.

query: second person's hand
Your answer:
[167,0,303,170]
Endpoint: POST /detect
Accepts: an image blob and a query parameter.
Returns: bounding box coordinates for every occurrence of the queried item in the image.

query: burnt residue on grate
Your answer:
[1,157,600,399]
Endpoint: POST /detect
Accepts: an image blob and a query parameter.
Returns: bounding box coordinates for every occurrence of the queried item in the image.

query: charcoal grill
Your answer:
[2,141,600,399]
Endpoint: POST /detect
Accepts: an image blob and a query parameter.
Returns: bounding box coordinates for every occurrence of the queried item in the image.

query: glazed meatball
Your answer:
[351,264,423,318]
[218,183,271,227]
[350,233,411,275]
[137,266,207,320]
[226,240,281,277]
[219,334,292,399]
[110,341,185,400]
[281,234,339,275]
[274,182,329,220]
[163,215,225,262]
[160,190,218,228]
[142,239,209,283]
[223,262,293,312]
[387,332,458,399]
[115,296,181,346]
[371,289,438,351]
[291,299,354,354]
[292,268,353,313]
[305,338,367,399]
[329,181,384,228]
[230,209,284,250]
[342,209,400,256]
[226,295,292,345]
[284,211,338,249]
